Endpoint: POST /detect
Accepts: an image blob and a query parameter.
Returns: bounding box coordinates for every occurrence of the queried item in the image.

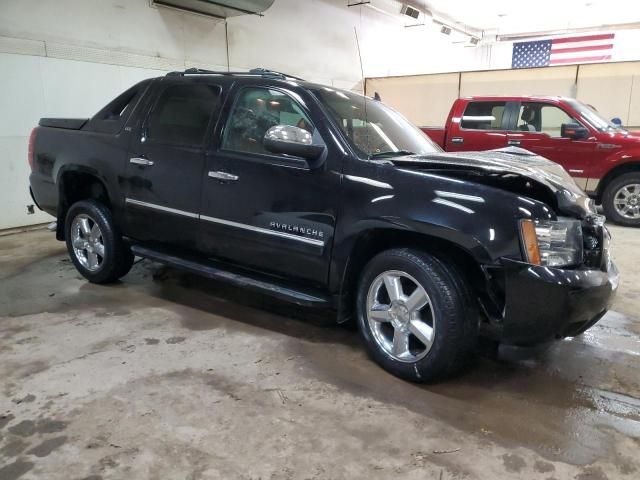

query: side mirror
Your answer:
[263,125,325,162]
[561,123,589,140]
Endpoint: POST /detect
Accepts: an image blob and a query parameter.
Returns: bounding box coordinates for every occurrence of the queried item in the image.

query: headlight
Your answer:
[519,218,583,267]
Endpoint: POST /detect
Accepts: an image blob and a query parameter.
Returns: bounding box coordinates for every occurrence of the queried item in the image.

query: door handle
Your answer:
[130,157,154,166]
[208,171,239,182]
[451,137,464,144]
[507,140,521,146]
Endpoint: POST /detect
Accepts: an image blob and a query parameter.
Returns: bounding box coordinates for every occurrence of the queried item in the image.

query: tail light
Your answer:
[28,127,37,170]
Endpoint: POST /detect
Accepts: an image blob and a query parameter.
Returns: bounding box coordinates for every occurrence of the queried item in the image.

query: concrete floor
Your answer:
[0,226,639,480]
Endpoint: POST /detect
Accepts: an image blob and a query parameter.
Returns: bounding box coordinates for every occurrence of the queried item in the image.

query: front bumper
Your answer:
[497,257,618,345]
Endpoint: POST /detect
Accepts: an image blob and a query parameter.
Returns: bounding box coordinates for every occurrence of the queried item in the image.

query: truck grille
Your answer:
[582,223,606,270]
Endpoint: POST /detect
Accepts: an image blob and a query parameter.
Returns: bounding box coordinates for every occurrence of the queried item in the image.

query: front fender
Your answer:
[602,149,640,171]
[329,160,555,292]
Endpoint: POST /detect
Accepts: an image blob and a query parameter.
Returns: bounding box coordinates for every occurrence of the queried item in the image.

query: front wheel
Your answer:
[602,172,640,227]
[356,248,478,383]
[65,200,134,284]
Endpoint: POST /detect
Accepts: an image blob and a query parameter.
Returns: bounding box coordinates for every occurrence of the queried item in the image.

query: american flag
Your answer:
[511,33,615,68]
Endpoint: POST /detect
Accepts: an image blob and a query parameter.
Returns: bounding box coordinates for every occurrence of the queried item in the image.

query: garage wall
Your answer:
[0,0,371,230]
[0,53,167,230]
[458,66,578,97]
[0,0,229,70]
[576,63,640,127]
[225,1,361,90]
[366,61,640,128]
[366,74,460,127]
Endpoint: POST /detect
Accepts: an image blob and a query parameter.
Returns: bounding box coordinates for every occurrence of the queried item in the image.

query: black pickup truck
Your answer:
[28,68,618,382]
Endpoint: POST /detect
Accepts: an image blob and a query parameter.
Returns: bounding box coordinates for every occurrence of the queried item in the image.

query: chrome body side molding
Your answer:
[125,198,198,218]
[125,198,325,247]
[199,214,324,246]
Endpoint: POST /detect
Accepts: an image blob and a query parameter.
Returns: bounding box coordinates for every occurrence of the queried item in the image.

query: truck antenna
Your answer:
[354,26,371,157]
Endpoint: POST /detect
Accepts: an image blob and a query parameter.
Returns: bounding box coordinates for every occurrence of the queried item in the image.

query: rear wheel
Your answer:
[356,248,478,382]
[602,172,640,227]
[65,200,134,283]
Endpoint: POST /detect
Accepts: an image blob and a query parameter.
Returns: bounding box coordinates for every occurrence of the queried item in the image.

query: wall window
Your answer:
[146,84,221,145]
[222,87,316,155]
[461,101,507,130]
[517,103,577,137]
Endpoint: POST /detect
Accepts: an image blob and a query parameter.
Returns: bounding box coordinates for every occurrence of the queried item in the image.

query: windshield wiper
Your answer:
[369,150,415,159]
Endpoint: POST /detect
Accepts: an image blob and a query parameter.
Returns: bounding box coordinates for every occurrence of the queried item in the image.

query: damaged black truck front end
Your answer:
[372,147,619,346]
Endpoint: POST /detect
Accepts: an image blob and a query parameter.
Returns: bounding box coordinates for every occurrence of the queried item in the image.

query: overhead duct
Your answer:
[400,4,421,20]
[151,0,275,18]
[348,0,427,25]
[401,0,483,38]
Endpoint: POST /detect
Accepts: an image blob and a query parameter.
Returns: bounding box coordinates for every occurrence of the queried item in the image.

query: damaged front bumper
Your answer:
[498,257,618,345]
[481,222,618,346]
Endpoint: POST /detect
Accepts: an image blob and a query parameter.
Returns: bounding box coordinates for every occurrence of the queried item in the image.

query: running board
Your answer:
[130,244,332,308]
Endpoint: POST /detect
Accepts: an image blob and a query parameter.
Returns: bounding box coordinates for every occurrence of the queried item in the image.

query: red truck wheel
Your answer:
[602,172,640,227]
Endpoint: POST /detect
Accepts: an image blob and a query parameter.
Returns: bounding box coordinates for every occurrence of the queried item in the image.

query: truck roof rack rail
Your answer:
[166,67,305,81]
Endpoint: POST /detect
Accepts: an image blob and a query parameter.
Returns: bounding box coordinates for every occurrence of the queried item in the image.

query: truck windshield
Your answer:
[311,87,442,158]
[566,99,625,132]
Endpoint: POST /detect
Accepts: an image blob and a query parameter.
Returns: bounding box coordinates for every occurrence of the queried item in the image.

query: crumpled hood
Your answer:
[388,147,596,219]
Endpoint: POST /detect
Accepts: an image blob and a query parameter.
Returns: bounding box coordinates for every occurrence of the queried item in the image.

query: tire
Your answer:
[65,200,134,284]
[356,248,478,383]
[602,172,640,227]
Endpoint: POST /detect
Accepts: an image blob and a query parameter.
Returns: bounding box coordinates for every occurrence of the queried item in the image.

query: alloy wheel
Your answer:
[613,183,640,220]
[70,214,105,272]
[366,270,435,363]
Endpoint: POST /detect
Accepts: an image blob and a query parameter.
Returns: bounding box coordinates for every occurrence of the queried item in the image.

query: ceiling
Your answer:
[406,0,640,35]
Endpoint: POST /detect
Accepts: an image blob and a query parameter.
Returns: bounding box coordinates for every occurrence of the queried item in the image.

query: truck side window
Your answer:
[517,103,577,137]
[101,86,139,121]
[146,84,221,146]
[222,87,316,155]
[461,101,507,130]
[87,83,147,134]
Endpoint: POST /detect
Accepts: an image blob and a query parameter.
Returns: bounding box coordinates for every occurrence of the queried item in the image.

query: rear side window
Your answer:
[146,84,222,146]
[461,101,507,130]
[87,82,148,134]
[100,86,138,121]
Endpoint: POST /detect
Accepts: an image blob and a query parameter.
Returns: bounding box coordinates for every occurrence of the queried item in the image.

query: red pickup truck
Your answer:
[421,96,640,226]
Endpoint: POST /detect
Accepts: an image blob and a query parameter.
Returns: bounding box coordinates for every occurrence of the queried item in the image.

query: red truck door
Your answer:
[447,100,510,152]
[506,101,602,189]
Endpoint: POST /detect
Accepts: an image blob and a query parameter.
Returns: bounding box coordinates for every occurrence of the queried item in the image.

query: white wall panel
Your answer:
[0,54,45,137]
[0,137,53,230]
[226,0,362,86]
[0,54,162,230]
[40,58,126,119]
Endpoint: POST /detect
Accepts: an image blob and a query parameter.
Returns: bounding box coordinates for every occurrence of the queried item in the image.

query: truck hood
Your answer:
[386,147,597,219]
[603,129,640,144]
